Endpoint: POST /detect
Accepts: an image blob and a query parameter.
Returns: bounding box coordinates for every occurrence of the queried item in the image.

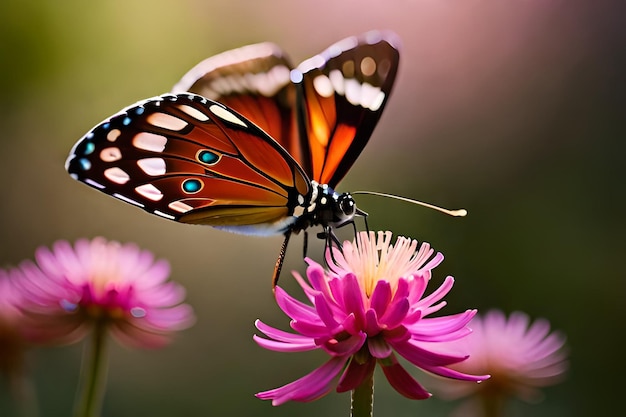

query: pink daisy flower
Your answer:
[430,309,568,416]
[254,231,488,406]
[16,237,195,349]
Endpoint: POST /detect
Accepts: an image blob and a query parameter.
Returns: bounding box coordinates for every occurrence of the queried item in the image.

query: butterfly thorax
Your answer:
[293,181,356,234]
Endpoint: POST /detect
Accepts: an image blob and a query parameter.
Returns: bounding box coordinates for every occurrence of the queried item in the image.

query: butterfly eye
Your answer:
[338,194,356,218]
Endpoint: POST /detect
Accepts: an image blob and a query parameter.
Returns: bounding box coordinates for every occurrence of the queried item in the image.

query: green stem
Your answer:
[351,372,374,417]
[480,391,506,417]
[74,321,109,417]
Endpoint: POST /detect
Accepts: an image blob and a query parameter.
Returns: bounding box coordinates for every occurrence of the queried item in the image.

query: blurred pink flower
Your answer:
[0,269,28,376]
[430,309,568,416]
[254,231,488,405]
[16,237,195,349]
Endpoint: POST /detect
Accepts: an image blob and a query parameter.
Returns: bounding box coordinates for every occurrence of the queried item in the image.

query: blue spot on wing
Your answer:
[198,150,219,165]
[83,141,95,155]
[78,158,91,171]
[182,179,202,193]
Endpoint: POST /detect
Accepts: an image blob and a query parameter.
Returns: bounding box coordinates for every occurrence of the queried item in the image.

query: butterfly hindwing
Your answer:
[66,93,310,235]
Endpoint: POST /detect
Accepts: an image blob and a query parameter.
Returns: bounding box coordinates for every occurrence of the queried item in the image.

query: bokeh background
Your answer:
[1,0,623,416]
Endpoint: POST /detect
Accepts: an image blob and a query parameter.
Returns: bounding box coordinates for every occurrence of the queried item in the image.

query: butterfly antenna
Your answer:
[352,191,468,217]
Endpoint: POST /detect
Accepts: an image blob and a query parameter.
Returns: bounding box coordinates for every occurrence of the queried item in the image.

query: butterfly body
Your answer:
[66,31,400,281]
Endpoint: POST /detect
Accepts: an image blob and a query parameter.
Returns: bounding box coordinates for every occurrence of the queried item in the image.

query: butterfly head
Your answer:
[297,181,357,233]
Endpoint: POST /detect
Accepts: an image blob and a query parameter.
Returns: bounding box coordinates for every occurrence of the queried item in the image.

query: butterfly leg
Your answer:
[272,230,292,288]
[303,230,309,258]
[321,226,344,269]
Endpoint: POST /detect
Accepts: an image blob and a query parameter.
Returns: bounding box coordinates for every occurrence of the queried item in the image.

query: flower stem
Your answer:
[9,368,39,417]
[74,321,109,417]
[480,391,506,417]
[351,372,374,417]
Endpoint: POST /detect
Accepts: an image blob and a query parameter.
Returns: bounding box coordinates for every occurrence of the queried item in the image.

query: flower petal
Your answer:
[274,286,320,322]
[380,354,431,399]
[368,337,392,359]
[337,356,376,392]
[256,356,348,405]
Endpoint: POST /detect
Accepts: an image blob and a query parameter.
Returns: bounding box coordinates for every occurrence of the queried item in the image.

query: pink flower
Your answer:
[254,231,488,405]
[430,309,568,413]
[0,269,28,376]
[16,237,195,349]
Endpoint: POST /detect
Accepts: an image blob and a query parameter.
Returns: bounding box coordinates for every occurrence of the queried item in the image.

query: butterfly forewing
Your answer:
[295,31,400,187]
[66,94,310,235]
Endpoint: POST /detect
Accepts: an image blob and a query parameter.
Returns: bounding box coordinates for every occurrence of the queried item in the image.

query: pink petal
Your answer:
[321,332,366,357]
[337,356,376,392]
[364,309,381,336]
[380,354,431,399]
[370,280,392,317]
[340,274,365,326]
[255,319,317,344]
[391,338,469,367]
[314,293,340,329]
[256,356,348,405]
[379,298,409,329]
[274,286,320,322]
[368,337,392,359]
[407,310,477,342]
[253,334,317,352]
[416,276,454,312]
[420,363,489,382]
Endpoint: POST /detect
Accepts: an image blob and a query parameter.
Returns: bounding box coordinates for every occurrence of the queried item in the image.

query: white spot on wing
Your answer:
[344,79,362,107]
[209,105,247,127]
[328,70,345,95]
[168,201,193,214]
[104,167,130,184]
[154,210,176,220]
[133,132,167,152]
[113,193,144,207]
[107,129,121,142]
[178,105,209,121]
[100,147,122,162]
[257,65,290,96]
[137,158,166,176]
[298,55,326,73]
[135,184,164,201]
[85,178,105,189]
[360,83,385,111]
[293,206,304,217]
[146,112,188,130]
[313,75,334,98]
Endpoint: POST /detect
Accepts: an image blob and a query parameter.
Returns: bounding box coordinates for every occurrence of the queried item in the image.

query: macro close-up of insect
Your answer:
[66,31,402,282]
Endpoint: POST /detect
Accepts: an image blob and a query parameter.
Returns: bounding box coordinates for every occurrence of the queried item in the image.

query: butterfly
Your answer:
[66,30,400,284]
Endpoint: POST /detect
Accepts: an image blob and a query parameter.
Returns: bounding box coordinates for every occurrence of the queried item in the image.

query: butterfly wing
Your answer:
[66,93,310,236]
[171,43,303,164]
[294,30,400,188]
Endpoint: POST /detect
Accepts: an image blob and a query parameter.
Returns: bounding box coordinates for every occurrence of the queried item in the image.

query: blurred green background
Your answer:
[1,0,623,416]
